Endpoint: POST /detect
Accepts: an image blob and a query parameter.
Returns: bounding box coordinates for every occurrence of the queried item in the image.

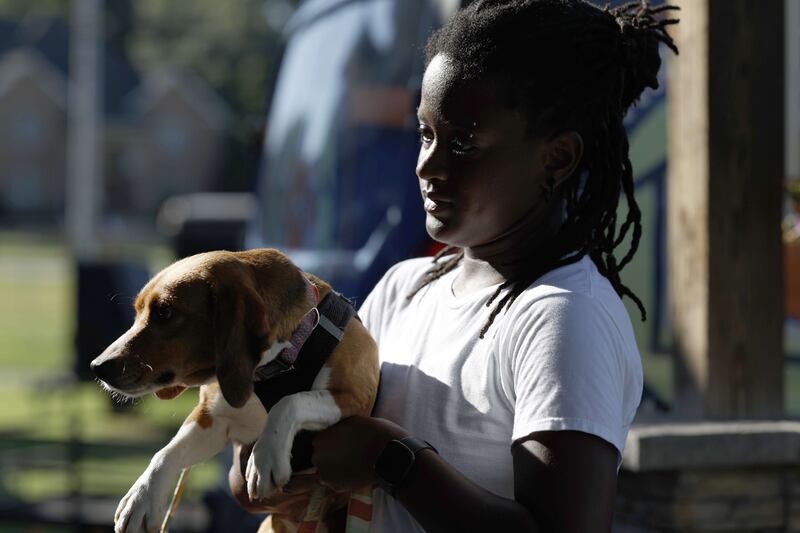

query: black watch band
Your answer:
[399,436,437,456]
[373,436,438,497]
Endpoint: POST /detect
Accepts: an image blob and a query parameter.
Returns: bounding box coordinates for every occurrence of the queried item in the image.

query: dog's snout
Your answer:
[90,357,123,385]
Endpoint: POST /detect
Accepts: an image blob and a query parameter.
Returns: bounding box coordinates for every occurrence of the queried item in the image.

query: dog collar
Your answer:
[253,288,358,473]
[254,280,319,381]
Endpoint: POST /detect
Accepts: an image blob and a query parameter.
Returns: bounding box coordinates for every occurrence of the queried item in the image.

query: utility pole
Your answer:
[668,0,784,419]
[788,0,800,183]
[66,0,103,260]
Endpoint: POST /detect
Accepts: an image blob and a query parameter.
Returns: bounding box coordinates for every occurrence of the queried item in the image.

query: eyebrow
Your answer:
[416,108,475,128]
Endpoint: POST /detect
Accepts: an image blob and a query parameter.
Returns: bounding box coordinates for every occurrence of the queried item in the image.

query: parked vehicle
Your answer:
[246,0,461,304]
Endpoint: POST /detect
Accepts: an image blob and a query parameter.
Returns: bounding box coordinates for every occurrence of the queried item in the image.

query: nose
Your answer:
[416,141,447,183]
[90,357,123,386]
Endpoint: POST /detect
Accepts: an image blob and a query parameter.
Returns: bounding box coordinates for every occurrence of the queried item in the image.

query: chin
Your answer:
[426,233,468,250]
[426,216,456,244]
[427,224,474,250]
[426,224,451,247]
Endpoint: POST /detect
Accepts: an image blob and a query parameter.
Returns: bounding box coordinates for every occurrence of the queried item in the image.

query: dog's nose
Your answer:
[90,357,122,386]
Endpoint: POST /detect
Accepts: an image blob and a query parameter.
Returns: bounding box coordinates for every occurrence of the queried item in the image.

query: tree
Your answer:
[127,0,299,190]
[0,0,299,190]
[128,0,292,120]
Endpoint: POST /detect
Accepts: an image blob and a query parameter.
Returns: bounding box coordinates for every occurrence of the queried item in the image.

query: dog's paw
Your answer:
[114,466,175,533]
[245,437,293,501]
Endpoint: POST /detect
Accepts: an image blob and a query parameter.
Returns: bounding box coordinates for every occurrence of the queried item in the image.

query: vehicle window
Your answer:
[255,0,437,251]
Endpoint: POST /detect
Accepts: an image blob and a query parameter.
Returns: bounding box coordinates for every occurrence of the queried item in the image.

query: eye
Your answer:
[417,125,434,145]
[155,303,173,321]
[450,135,476,155]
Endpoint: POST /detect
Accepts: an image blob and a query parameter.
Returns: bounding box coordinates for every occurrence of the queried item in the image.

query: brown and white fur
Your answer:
[90,249,380,533]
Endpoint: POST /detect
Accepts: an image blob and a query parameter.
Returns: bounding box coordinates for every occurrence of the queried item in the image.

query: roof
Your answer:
[0,47,67,107]
[0,15,140,116]
[129,66,233,130]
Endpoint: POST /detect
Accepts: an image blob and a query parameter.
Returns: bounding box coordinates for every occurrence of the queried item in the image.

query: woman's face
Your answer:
[416,54,556,251]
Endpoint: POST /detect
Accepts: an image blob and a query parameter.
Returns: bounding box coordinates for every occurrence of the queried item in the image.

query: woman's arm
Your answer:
[311,416,618,532]
[513,430,619,532]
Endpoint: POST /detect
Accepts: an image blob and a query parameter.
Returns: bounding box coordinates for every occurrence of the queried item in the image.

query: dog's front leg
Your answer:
[246,389,344,500]
[114,411,228,533]
[115,391,265,533]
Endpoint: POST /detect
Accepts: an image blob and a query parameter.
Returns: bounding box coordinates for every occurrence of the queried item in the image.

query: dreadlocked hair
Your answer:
[407,0,679,338]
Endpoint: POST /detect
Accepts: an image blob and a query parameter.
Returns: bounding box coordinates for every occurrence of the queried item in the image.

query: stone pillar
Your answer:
[667,0,785,419]
[616,422,800,531]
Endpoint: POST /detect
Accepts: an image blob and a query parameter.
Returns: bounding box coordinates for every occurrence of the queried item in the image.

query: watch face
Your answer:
[374,439,416,485]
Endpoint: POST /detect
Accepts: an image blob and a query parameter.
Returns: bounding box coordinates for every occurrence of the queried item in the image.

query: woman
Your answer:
[312,0,678,530]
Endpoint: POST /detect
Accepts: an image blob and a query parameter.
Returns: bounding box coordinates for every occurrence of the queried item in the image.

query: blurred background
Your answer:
[0,0,798,531]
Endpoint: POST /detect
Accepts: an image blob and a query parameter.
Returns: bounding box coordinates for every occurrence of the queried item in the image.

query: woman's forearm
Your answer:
[311,415,541,530]
[391,448,540,532]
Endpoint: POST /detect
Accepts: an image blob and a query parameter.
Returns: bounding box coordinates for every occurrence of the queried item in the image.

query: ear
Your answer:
[544,131,584,187]
[212,280,268,408]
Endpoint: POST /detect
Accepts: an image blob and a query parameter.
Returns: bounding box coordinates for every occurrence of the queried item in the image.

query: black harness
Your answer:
[252,290,357,470]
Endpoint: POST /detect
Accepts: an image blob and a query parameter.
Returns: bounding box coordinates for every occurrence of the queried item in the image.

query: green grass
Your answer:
[3,449,220,503]
[0,381,200,442]
[0,237,72,374]
[0,383,221,505]
[0,232,218,515]
[0,379,220,502]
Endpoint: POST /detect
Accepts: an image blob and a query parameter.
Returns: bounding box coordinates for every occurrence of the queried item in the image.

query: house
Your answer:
[117,67,232,213]
[0,47,66,217]
[0,15,233,222]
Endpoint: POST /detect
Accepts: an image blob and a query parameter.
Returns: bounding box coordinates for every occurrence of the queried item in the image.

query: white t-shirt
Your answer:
[359,255,643,532]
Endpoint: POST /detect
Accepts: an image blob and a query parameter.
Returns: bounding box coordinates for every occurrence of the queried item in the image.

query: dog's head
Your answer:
[90,249,312,408]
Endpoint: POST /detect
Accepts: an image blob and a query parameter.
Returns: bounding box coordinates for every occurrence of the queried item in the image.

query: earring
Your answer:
[542,176,556,203]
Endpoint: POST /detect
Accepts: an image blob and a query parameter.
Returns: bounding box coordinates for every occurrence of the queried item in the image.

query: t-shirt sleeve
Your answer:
[501,293,630,455]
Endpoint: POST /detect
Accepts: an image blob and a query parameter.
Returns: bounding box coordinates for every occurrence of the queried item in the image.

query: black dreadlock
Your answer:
[407,0,679,338]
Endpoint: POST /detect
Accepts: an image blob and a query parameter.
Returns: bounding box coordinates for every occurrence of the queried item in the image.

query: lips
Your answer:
[423,191,454,213]
[424,198,441,212]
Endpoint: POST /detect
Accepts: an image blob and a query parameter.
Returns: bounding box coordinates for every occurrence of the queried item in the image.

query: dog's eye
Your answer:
[156,303,173,321]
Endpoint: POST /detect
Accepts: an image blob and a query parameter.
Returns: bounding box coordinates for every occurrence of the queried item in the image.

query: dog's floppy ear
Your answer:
[211,277,268,408]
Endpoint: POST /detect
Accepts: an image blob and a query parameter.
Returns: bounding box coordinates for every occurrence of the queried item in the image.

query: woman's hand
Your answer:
[311,415,409,491]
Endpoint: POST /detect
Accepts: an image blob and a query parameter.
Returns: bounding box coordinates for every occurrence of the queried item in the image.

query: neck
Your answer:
[453,201,564,296]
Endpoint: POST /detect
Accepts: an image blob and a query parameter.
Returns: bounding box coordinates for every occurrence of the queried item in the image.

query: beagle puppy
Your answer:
[90,249,380,533]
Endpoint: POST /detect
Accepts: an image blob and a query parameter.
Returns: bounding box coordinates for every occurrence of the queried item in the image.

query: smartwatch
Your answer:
[373,436,438,497]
